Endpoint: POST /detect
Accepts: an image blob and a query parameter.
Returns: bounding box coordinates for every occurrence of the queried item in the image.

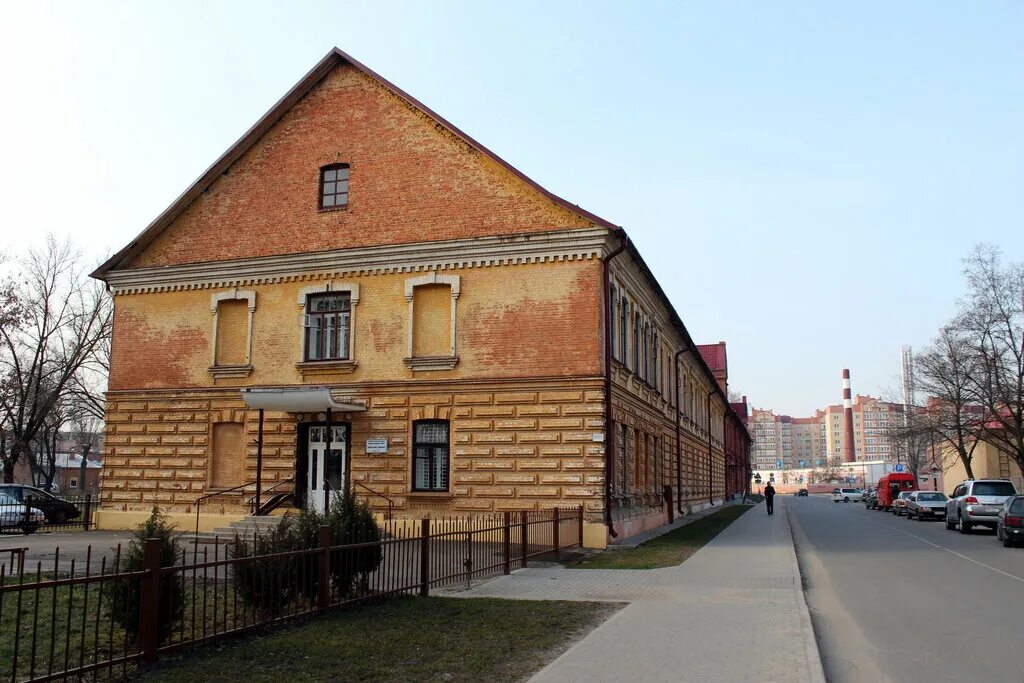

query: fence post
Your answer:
[419,518,430,597]
[502,511,511,575]
[520,510,529,568]
[317,525,330,612]
[552,507,560,553]
[82,494,92,531]
[578,505,584,547]
[139,538,162,664]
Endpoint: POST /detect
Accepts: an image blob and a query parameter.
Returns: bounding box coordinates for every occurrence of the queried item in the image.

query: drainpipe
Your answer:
[674,347,688,517]
[602,233,629,539]
[707,393,715,507]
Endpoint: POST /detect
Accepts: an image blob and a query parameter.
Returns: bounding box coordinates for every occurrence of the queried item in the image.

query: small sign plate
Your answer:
[894,464,905,473]
[366,437,389,454]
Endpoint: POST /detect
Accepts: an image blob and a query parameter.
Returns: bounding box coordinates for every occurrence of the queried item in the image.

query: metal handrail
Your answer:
[354,481,395,520]
[193,481,254,540]
[248,477,295,515]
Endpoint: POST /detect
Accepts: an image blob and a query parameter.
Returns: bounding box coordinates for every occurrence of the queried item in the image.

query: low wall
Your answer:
[94,509,245,532]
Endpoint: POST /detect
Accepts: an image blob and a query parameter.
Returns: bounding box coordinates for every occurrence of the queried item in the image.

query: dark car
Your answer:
[996,495,1024,548]
[0,484,81,524]
[906,491,948,521]
[795,488,809,497]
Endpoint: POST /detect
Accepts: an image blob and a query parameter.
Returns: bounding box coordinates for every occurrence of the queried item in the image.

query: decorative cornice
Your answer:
[105,228,612,295]
[404,272,460,300]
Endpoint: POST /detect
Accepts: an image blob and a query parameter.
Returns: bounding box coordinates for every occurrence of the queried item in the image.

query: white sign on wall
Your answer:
[366,437,389,454]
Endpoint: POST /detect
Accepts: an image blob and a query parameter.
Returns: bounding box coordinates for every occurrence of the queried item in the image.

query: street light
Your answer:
[79,440,90,493]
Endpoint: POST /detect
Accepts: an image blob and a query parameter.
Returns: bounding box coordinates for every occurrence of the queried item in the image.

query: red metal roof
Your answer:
[696,342,727,373]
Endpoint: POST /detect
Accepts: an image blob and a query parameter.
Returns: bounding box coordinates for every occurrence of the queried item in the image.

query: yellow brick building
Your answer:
[93,48,749,546]
[939,440,1024,495]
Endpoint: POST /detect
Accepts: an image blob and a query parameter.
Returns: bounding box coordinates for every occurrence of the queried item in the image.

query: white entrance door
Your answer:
[306,425,347,514]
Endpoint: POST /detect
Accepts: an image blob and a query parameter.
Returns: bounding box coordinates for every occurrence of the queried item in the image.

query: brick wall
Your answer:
[109,260,601,391]
[101,381,606,518]
[131,63,592,270]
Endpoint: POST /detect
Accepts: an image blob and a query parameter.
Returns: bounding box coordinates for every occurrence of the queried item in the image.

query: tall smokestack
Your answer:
[843,369,856,463]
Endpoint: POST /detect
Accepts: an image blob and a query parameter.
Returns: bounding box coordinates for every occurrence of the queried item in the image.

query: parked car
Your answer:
[996,495,1024,548]
[875,473,917,511]
[0,492,45,534]
[945,479,1018,533]
[905,491,948,521]
[864,488,878,509]
[891,491,914,516]
[0,484,81,524]
[795,488,809,497]
[833,488,863,503]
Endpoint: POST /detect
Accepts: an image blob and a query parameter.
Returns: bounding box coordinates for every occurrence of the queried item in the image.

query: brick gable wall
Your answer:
[130,64,593,270]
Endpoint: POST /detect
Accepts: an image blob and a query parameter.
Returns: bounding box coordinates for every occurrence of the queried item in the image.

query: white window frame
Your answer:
[297,282,360,363]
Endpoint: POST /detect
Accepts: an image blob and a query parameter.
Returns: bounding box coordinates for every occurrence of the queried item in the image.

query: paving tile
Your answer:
[443,499,824,683]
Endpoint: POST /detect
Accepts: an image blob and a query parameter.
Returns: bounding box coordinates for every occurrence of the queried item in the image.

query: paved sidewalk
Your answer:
[445,497,824,683]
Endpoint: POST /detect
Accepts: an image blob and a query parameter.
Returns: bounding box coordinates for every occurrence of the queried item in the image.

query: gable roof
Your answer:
[92,47,619,279]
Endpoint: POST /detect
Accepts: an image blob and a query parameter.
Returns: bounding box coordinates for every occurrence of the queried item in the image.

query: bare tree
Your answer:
[913,326,987,479]
[886,407,935,479]
[0,238,111,483]
[68,403,103,492]
[28,396,70,490]
[959,245,1024,474]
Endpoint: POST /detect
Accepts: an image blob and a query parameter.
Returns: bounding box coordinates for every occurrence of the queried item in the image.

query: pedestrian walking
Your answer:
[764,483,776,515]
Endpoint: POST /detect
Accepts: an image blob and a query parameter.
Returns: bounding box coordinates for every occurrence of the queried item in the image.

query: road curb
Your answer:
[785,502,827,683]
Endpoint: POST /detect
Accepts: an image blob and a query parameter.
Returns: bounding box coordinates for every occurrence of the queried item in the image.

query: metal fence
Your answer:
[0,495,97,536]
[1,506,583,682]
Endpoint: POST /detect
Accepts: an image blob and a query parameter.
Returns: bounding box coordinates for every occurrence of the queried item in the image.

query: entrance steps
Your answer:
[180,513,295,546]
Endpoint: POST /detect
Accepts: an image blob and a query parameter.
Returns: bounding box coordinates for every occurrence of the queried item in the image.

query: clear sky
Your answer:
[1,1,1021,415]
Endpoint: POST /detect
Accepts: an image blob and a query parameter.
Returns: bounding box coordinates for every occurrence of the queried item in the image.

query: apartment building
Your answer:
[751,395,902,470]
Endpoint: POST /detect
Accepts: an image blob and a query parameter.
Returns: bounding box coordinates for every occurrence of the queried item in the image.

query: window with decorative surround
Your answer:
[304,292,351,360]
[296,282,360,377]
[609,283,619,361]
[404,272,460,372]
[632,311,641,373]
[208,289,256,379]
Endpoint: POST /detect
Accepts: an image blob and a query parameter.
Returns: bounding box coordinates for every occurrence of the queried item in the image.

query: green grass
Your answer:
[0,571,248,681]
[137,597,620,683]
[574,504,752,569]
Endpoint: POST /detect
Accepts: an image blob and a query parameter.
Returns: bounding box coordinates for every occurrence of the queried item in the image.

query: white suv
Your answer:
[945,479,1018,533]
[833,488,864,503]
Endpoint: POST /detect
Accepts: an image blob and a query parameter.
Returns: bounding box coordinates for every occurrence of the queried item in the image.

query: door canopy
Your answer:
[240,387,366,413]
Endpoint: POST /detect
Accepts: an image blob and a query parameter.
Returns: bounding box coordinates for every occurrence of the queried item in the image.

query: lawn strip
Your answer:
[575,504,752,569]
[137,597,621,683]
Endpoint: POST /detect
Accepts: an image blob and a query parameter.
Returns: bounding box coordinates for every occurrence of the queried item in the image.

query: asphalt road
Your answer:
[787,494,1024,683]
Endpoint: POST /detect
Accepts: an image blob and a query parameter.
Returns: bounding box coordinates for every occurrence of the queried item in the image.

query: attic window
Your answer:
[319,164,349,210]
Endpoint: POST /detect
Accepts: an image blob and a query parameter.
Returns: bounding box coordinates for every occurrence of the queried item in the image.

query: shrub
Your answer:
[231,493,383,615]
[229,515,301,618]
[294,492,383,597]
[106,507,184,642]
